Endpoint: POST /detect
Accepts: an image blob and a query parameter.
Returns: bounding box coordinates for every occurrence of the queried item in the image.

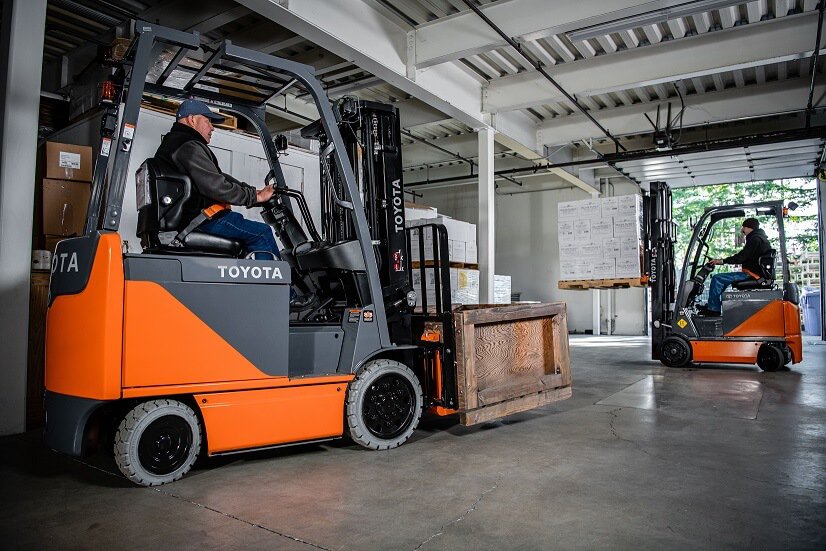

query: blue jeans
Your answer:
[199,211,280,260]
[707,271,752,312]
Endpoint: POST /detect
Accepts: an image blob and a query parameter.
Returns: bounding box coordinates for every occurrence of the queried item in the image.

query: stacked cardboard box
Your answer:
[36,142,94,252]
[405,203,481,307]
[494,275,512,304]
[405,204,477,265]
[412,267,480,308]
[558,194,643,281]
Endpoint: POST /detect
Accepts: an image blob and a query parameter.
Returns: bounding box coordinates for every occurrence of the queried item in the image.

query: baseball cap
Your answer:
[176,99,226,122]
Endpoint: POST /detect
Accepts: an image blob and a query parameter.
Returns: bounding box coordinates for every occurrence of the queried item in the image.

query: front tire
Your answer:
[346,359,423,450]
[114,399,201,486]
[660,336,692,368]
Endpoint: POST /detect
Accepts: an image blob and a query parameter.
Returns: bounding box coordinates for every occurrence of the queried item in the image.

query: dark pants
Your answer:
[707,271,752,312]
[200,211,280,260]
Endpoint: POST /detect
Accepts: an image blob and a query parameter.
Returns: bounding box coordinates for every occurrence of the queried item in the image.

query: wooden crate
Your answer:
[453,302,572,425]
[558,277,647,290]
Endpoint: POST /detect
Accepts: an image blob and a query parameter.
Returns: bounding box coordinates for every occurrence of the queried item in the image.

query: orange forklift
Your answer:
[647,181,803,371]
[44,22,459,486]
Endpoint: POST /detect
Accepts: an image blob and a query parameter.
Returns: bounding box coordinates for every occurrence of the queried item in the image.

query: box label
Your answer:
[59,151,81,169]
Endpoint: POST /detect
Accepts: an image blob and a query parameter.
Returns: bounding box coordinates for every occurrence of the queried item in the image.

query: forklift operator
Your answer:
[154,99,280,259]
[703,218,771,316]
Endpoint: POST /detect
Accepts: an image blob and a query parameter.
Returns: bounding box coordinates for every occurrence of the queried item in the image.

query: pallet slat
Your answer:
[558,277,647,290]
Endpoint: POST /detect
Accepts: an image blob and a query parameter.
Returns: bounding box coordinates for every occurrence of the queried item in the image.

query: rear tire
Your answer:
[757,343,785,372]
[660,336,692,368]
[346,359,423,450]
[114,399,201,486]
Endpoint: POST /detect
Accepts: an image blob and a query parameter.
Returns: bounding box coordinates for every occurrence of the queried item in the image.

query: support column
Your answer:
[818,175,826,341]
[0,0,48,435]
[478,127,495,303]
[590,190,601,335]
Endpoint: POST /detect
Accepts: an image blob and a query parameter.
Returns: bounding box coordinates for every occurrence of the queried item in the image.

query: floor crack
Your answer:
[411,483,498,551]
[607,408,651,456]
[154,488,333,551]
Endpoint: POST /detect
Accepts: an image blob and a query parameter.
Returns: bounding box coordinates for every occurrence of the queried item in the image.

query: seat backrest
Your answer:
[136,158,192,242]
[757,249,776,281]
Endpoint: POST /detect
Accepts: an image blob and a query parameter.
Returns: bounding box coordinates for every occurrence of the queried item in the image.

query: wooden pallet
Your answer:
[558,277,647,290]
[411,260,479,270]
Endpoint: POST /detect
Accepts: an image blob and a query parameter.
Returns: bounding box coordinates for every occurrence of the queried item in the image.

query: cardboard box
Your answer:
[574,261,594,280]
[433,215,470,243]
[44,236,64,254]
[616,194,642,220]
[44,142,93,182]
[558,201,579,219]
[613,217,641,238]
[42,179,91,237]
[593,259,616,279]
[580,242,603,258]
[465,241,477,264]
[455,268,480,305]
[603,237,621,259]
[579,199,602,219]
[601,196,619,217]
[559,243,579,260]
[573,219,592,243]
[405,201,438,222]
[451,240,466,264]
[494,275,511,304]
[591,218,613,240]
[616,257,642,278]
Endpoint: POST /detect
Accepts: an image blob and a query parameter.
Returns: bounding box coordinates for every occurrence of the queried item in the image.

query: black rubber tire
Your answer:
[660,336,692,368]
[757,343,785,372]
[782,346,793,366]
[114,399,201,486]
[346,359,423,451]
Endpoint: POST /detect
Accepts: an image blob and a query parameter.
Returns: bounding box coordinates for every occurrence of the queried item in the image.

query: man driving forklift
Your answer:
[155,99,280,259]
[701,217,772,316]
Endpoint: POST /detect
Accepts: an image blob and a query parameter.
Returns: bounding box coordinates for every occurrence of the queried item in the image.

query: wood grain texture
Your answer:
[452,302,572,424]
[461,386,573,426]
[27,272,50,429]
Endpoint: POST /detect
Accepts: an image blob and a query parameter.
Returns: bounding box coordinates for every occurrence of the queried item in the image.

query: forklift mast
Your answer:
[645,181,676,360]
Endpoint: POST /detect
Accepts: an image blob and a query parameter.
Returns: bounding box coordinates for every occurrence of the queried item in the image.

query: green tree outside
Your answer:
[671,179,820,288]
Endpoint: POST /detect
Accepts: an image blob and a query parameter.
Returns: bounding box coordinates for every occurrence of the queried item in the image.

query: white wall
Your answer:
[415,177,646,335]
[50,109,321,252]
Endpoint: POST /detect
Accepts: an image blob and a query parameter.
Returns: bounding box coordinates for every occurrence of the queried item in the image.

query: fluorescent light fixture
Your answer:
[566,0,746,42]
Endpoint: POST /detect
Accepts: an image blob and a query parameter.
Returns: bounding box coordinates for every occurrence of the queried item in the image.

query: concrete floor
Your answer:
[1,335,824,550]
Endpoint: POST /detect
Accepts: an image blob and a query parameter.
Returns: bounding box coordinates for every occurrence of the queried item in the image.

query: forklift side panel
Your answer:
[46,233,124,400]
[43,392,105,457]
[784,302,803,363]
[123,255,291,384]
[195,383,349,454]
[289,326,344,377]
[691,340,762,363]
[123,281,285,387]
[723,296,786,337]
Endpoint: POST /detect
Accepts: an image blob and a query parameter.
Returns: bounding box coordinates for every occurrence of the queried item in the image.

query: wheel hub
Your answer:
[362,374,415,439]
[138,415,193,475]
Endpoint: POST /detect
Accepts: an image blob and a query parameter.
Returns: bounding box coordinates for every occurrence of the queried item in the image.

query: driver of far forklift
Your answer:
[154,99,280,259]
[701,217,772,316]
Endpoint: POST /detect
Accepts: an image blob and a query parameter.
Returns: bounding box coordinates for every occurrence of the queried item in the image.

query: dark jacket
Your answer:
[154,122,257,225]
[724,228,772,276]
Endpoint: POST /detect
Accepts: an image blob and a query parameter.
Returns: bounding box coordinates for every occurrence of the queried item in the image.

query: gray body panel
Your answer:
[44,391,104,457]
[289,326,344,377]
[125,255,291,376]
[722,289,784,335]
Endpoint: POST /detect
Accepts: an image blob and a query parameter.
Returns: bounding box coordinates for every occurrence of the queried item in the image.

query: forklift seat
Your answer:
[136,159,243,257]
[732,249,776,291]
